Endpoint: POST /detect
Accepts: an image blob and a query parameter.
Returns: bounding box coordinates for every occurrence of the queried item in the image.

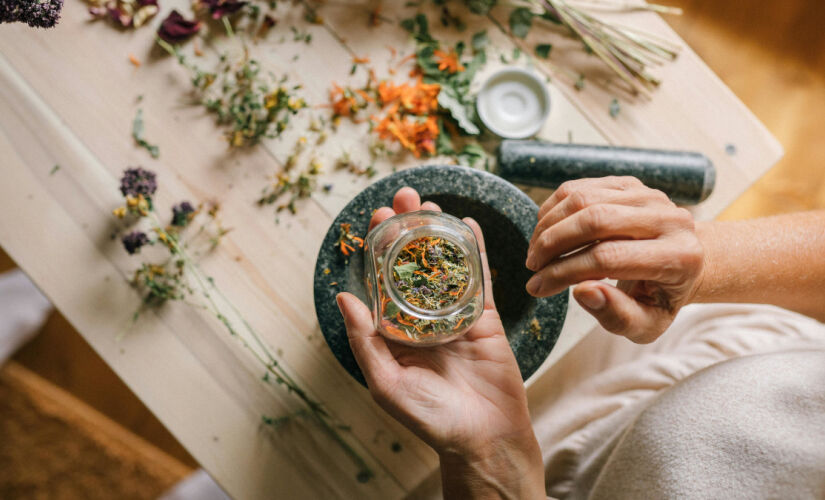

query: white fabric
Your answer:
[0,268,52,365]
[586,349,825,500]
[537,304,825,498]
[158,469,231,500]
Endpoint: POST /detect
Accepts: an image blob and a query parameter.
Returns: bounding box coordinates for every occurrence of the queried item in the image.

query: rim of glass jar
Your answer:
[382,217,482,322]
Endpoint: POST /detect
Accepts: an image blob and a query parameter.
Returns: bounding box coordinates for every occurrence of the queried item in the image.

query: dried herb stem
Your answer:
[145,211,373,480]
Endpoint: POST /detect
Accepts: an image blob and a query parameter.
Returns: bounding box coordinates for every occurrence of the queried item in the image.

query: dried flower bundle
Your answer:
[157,38,307,148]
[470,0,681,95]
[0,0,64,27]
[113,167,373,482]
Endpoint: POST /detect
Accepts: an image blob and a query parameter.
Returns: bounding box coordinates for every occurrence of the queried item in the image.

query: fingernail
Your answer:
[525,252,535,270]
[335,293,346,313]
[526,274,542,295]
[578,288,606,310]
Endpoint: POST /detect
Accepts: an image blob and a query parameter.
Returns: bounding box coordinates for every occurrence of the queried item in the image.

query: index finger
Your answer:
[463,217,496,311]
[336,293,400,390]
[538,176,644,220]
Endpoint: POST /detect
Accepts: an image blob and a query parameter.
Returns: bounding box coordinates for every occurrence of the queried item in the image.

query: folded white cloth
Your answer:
[158,469,230,500]
[539,304,825,498]
[0,268,52,365]
[586,349,825,500]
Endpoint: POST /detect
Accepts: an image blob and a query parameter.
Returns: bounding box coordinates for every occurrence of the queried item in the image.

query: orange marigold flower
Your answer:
[433,49,464,73]
[329,84,373,118]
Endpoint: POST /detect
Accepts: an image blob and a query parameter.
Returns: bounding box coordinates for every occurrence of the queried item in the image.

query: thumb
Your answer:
[573,281,673,344]
[336,293,398,389]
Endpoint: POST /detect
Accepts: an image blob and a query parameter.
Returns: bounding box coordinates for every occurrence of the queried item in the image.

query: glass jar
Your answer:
[365,211,484,346]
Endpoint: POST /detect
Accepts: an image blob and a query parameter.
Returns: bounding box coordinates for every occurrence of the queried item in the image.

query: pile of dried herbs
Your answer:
[328,12,490,168]
[112,167,373,482]
[378,236,475,341]
[393,236,469,310]
[157,38,307,148]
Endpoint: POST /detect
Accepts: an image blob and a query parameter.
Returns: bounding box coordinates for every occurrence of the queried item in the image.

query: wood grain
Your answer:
[0,1,781,497]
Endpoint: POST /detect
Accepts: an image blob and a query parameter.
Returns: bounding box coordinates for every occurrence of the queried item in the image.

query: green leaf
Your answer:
[384,301,401,318]
[471,30,489,52]
[467,0,497,14]
[394,262,420,280]
[609,98,621,118]
[437,85,480,135]
[540,10,562,25]
[509,7,534,39]
[132,108,160,159]
[435,119,455,155]
[456,143,488,168]
[535,43,552,59]
[400,17,416,33]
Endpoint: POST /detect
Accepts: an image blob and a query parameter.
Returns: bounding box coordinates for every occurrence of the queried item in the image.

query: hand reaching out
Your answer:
[337,187,545,499]
[526,176,705,343]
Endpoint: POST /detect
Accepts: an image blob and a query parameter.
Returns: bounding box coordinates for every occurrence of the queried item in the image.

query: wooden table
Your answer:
[0,1,781,498]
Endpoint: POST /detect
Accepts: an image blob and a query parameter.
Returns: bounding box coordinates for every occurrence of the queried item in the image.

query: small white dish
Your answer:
[476,68,551,139]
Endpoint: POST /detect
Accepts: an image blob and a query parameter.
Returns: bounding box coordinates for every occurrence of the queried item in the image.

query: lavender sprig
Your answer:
[113,168,373,482]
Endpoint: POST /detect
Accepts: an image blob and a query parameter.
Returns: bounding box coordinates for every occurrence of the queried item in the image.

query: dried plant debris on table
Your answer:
[328,12,491,167]
[86,0,158,28]
[157,39,307,148]
[112,167,373,482]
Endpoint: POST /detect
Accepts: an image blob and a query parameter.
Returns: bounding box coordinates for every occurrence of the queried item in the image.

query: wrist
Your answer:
[687,220,714,304]
[438,430,545,500]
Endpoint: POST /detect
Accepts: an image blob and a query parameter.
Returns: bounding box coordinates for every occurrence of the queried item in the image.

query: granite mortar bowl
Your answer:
[313,165,568,386]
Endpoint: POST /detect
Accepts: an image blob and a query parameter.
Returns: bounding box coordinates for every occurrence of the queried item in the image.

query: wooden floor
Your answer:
[668,0,825,218]
[1,0,823,488]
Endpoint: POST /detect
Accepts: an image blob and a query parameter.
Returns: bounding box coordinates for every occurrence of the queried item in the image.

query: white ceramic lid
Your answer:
[476,68,551,139]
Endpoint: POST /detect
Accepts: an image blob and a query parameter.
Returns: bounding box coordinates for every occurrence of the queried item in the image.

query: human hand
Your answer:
[526,177,704,343]
[337,187,544,498]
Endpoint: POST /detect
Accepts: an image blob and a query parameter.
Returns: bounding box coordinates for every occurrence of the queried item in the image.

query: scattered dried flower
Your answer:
[120,167,157,199]
[194,0,247,20]
[87,0,158,28]
[112,168,372,481]
[122,230,150,254]
[157,40,306,148]
[171,201,196,227]
[157,9,201,42]
[337,223,364,256]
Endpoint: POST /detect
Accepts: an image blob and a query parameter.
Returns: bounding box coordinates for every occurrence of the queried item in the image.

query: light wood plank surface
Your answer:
[0,1,781,498]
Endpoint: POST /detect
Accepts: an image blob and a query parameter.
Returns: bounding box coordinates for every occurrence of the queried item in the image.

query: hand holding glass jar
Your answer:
[365,210,484,346]
[335,188,545,499]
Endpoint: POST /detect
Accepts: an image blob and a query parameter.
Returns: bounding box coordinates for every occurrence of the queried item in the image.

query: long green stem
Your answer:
[144,212,373,480]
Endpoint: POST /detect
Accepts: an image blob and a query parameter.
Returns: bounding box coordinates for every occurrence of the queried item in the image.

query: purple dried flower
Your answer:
[157,10,201,43]
[198,0,246,19]
[171,201,195,227]
[120,167,157,198]
[122,231,149,254]
[0,0,64,28]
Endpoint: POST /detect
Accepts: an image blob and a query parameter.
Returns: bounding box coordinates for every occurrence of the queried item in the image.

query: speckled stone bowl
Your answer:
[313,165,568,386]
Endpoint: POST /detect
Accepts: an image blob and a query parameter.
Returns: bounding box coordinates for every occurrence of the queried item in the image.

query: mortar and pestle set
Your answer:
[313,68,715,386]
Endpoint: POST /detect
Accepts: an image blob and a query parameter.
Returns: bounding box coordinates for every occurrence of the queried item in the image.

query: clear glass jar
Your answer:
[365,211,484,346]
